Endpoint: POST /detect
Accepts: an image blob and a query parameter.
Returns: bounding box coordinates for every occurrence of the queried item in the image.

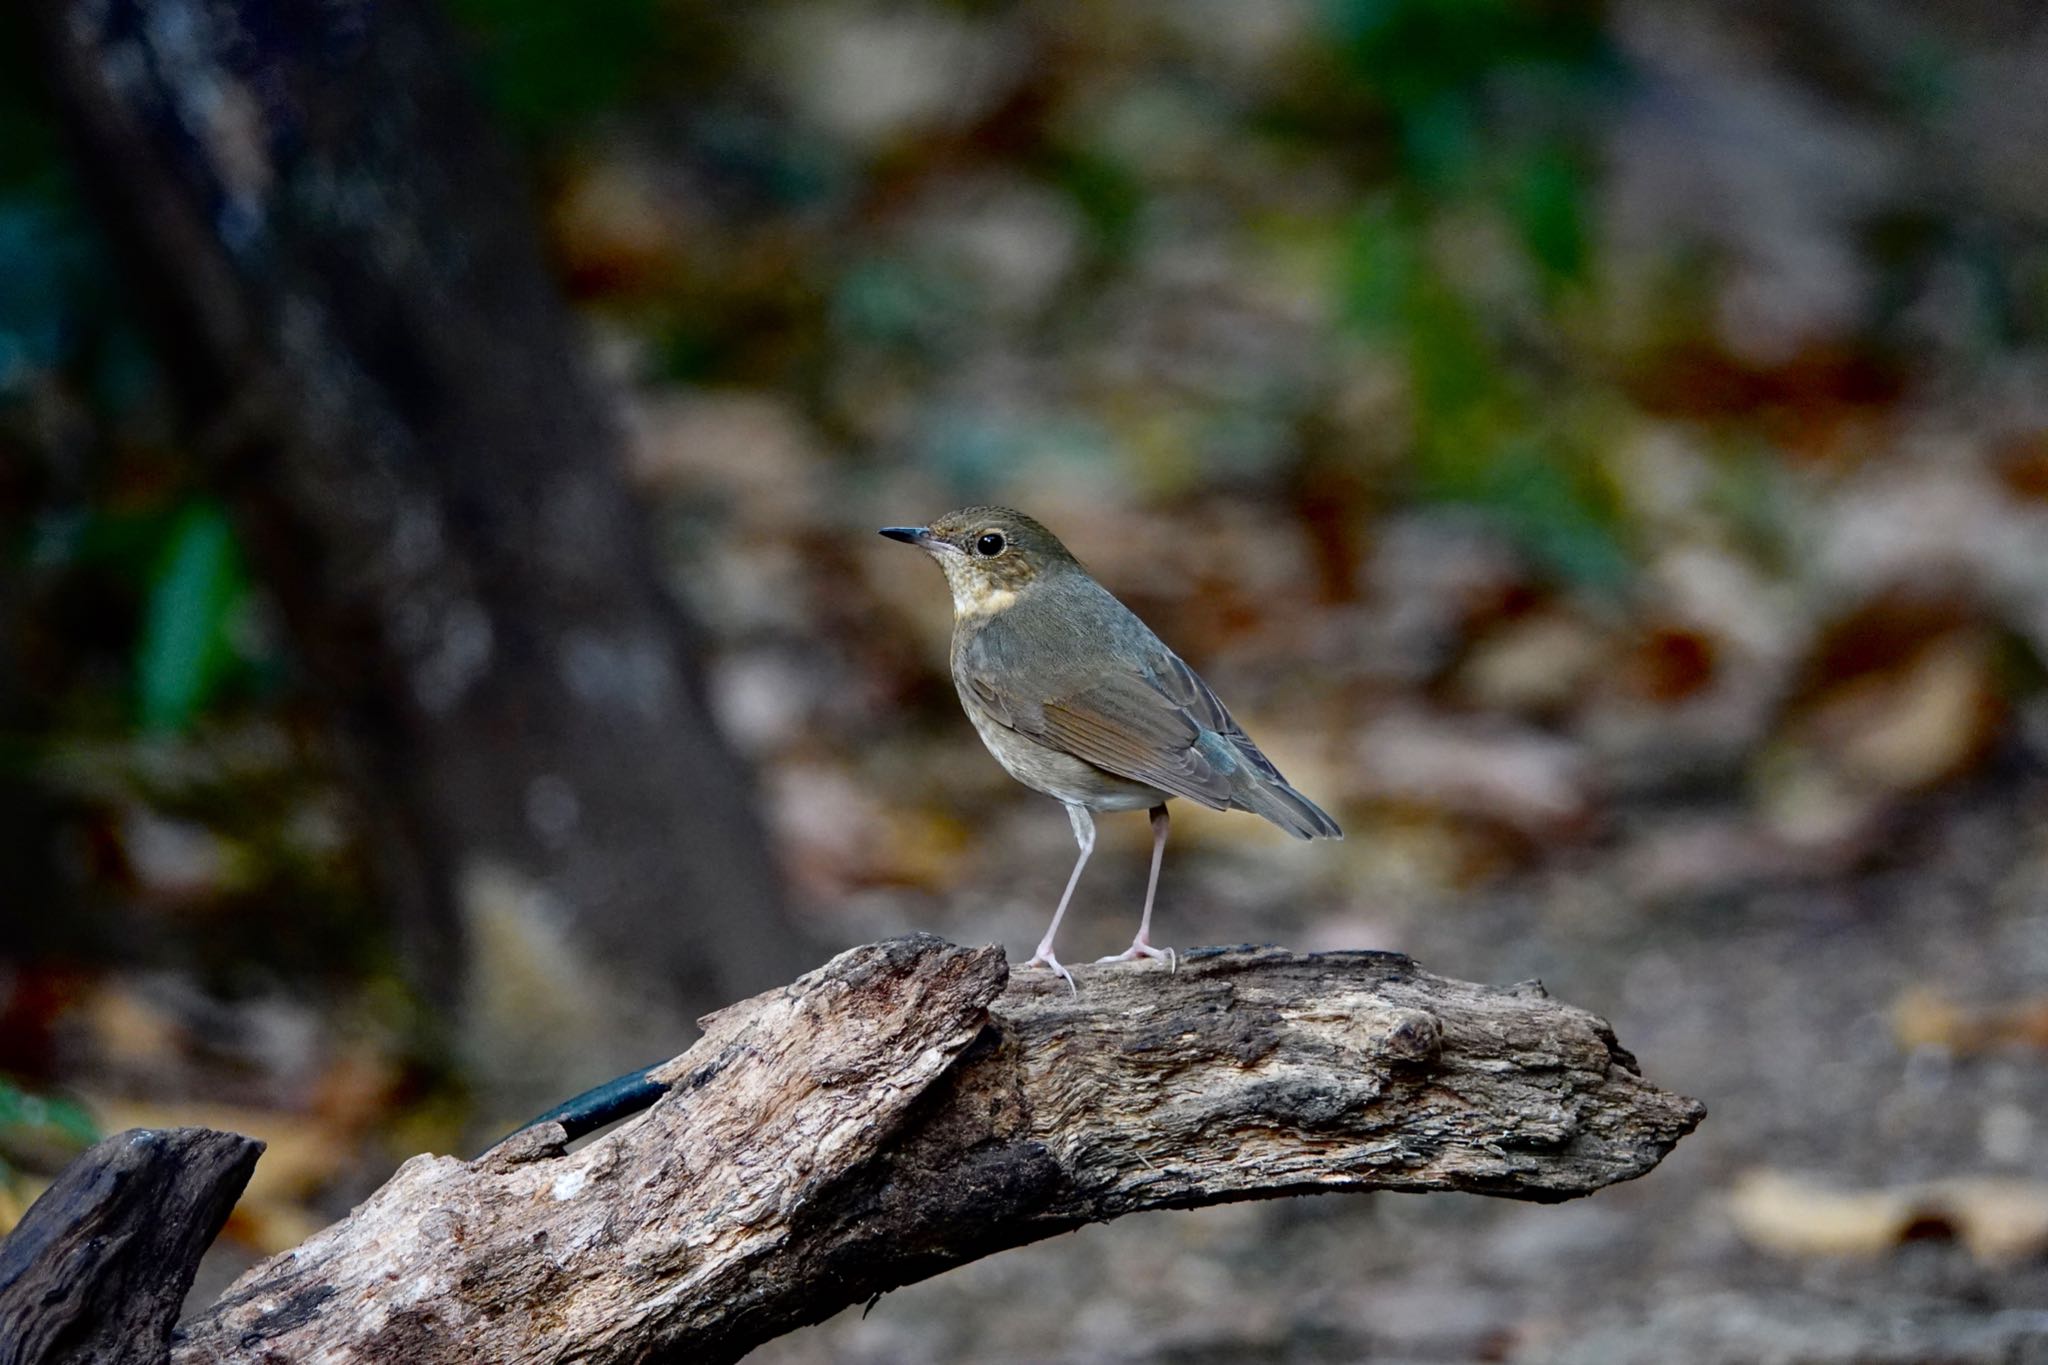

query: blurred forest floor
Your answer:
[8,0,2048,1359]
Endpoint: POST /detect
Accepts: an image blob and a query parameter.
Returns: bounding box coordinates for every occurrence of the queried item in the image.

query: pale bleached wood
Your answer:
[171,935,1703,1364]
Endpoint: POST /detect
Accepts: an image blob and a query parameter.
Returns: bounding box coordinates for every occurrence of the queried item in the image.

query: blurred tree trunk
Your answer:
[25,0,808,1117]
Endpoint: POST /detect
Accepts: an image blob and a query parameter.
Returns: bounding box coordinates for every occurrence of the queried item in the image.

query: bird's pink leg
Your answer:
[1024,804,1094,994]
[1098,803,1176,971]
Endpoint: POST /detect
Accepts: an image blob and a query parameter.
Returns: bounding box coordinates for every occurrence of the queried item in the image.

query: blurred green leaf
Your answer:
[137,503,246,734]
[1342,195,1629,588]
[1323,0,1610,114]
[1479,442,1630,587]
[1398,94,1483,192]
[1342,197,1422,334]
[0,1076,98,1155]
[1050,150,1144,260]
[1511,144,1590,288]
[1404,275,1502,430]
[445,0,664,133]
[1326,0,1626,589]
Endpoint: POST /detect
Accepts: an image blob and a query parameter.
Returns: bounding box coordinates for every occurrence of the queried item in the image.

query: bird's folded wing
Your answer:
[970,668,1236,809]
[1147,650,1289,785]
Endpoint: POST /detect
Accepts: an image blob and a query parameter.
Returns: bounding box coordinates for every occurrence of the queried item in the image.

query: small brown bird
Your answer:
[881,507,1341,990]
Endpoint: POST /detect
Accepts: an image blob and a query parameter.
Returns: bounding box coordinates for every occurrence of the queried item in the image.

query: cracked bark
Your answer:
[154,935,1704,1364]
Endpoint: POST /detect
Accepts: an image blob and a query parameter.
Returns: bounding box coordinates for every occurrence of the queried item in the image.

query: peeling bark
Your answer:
[167,936,1703,1364]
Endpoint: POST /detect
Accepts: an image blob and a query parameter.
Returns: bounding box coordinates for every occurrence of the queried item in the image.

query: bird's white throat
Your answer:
[951,581,1018,619]
[940,560,1022,619]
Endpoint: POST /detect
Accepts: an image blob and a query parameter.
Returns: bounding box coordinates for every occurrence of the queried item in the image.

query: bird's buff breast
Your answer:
[957,681,1164,811]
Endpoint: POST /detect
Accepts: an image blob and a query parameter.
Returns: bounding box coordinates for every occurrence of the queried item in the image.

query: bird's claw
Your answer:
[1023,949,1078,996]
[1095,941,1177,973]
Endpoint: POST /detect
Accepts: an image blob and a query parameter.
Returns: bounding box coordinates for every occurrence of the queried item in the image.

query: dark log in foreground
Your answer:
[170,936,1703,1364]
[0,1127,262,1365]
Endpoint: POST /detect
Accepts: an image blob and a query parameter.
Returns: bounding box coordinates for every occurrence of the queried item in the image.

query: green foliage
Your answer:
[1704,444,1798,571]
[445,0,667,135]
[1343,190,1627,587]
[1048,148,1145,261]
[0,1076,98,1156]
[137,503,250,735]
[1326,0,1626,587]
[1324,0,1613,183]
[1511,143,1591,291]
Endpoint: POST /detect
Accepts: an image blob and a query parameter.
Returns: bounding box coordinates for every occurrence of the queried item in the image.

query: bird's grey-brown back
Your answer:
[885,506,1340,840]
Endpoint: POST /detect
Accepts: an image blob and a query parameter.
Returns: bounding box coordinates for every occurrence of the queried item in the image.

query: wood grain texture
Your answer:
[0,1127,263,1365]
[170,936,1702,1364]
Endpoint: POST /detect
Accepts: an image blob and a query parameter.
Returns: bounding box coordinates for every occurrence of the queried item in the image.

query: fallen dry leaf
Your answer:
[1622,623,1720,704]
[1824,635,2001,791]
[1731,1169,2048,1266]
[1753,746,1882,850]
[1618,814,1809,901]
[1353,710,1593,836]
[1453,610,1607,716]
[624,388,827,513]
[548,152,689,298]
[1894,988,2048,1054]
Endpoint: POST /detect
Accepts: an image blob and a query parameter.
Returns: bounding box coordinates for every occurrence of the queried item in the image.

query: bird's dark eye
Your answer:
[975,531,1006,557]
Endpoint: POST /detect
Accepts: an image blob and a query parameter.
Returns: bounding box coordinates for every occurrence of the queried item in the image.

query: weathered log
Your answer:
[0,1127,262,1365]
[172,935,1703,1364]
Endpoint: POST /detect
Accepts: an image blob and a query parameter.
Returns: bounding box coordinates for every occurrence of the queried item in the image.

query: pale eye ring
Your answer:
[974,531,1006,557]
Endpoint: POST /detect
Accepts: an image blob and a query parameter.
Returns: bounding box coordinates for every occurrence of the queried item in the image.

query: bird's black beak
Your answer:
[880,525,965,558]
[881,525,965,557]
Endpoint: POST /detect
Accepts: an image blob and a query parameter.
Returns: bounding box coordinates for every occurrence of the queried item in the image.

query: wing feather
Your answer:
[966,663,1236,810]
[954,584,1337,836]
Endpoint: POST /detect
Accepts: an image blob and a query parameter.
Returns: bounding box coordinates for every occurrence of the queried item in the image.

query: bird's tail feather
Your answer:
[1234,776,1342,840]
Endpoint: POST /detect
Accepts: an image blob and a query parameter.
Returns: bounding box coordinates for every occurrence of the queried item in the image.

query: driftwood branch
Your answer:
[0,1127,262,1365]
[163,935,1701,1363]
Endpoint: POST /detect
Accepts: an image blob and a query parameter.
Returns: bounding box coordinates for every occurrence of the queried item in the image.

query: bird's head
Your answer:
[880,506,1081,620]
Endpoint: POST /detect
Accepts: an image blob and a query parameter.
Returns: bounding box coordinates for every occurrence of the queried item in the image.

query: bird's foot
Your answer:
[1095,939,1177,973]
[1022,948,1078,996]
